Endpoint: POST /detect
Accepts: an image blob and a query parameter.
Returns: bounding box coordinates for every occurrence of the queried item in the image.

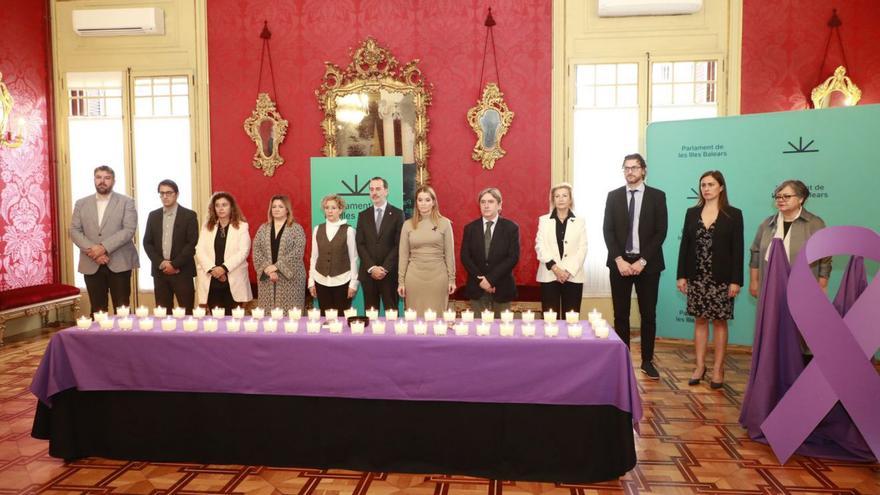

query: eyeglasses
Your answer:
[622,166,643,172]
[158,191,177,197]
[773,194,797,201]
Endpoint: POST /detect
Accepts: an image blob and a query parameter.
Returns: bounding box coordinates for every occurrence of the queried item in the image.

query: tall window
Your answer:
[571,59,720,296]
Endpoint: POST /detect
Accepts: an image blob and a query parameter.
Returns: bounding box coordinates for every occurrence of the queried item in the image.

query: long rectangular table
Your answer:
[30,317,642,483]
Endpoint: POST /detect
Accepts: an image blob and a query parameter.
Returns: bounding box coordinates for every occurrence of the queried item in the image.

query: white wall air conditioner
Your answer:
[72,8,165,37]
[598,0,702,17]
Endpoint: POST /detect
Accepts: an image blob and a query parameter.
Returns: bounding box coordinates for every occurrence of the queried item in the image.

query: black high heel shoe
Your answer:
[709,370,724,389]
[688,366,706,386]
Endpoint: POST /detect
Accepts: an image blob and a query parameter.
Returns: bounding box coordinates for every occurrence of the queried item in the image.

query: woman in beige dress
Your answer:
[398,186,456,316]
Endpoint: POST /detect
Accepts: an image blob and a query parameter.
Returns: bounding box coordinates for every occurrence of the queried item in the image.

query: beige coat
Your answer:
[195,222,253,304]
[535,213,588,283]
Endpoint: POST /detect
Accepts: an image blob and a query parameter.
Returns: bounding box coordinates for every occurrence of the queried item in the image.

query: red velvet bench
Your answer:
[0,284,81,344]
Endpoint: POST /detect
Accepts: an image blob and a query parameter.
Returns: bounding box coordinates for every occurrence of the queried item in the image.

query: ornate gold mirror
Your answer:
[317,37,432,187]
[467,83,514,170]
[1,71,25,149]
[244,93,288,176]
[811,66,862,109]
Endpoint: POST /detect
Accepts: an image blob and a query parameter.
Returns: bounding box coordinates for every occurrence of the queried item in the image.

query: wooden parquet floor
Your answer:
[0,329,877,494]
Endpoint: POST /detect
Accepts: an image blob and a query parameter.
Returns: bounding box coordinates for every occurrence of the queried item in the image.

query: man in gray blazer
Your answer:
[70,165,139,315]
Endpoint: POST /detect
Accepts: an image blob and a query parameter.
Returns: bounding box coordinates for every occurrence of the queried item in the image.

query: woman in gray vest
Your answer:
[307,194,359,314]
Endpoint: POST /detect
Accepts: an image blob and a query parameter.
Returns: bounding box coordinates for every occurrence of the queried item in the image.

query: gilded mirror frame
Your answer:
[811,65,862,109]
[467,83,514,170]
[244,92,289,176]
[316,37,432,186]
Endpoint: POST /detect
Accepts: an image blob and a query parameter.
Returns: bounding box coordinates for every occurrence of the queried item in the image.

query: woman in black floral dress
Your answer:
[676,171,743,389]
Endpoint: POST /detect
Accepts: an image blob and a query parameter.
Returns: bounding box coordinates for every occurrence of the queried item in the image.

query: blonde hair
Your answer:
[477,187,502,204]
[548,182,575,213]
[411,185,443,229]
[320,193,346,212]
[266,195,295,227]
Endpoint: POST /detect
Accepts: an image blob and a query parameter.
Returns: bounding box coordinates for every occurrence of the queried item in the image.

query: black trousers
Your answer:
[361,274,398,312]
[84,265,131,315]
[315,282,352,315]
[206,281,237,316]
[153,273,196,314]
[609,258,660,364]
[540,281,584,314]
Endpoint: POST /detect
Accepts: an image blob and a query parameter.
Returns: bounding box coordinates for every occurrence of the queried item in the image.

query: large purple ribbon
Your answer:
[760,226,880,463]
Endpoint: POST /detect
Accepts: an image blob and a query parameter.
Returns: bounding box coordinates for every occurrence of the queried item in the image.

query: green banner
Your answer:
[309,156,404,311]
[647,104,880,345]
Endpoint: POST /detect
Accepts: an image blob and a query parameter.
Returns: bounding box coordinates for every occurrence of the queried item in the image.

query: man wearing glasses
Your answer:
[602,153,668,379]
[143,179,199,313]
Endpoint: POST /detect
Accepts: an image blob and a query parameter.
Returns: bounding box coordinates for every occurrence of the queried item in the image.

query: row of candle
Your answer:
[99,305,605,324]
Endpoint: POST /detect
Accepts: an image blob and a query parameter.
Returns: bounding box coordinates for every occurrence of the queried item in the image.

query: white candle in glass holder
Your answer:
[172,307,186,318]
[404,308,417,321]
[306,320,321,333]
[480,309,495,323]
[432,322,448,336]
[595,325,610,339]
[307,308,321,321]
[329,320,343,333]
[244,318,259,332]
[116,305,130,317]
[394,320,408,335]
[192,306,206,319]
[138,317,154,330]
[153,306,167,318]
[372,320,386,334]
[461,309,474,322]
[99,318,115,330]
[543,309,557,323]
[476,322,491,336]
[521,310,535,323]
[94,310,108,322]
[544,323,559,338]
[135,305,149,318]
[350,320,365,334]
[385,308,398,320]
[521,323,536,337]
[343,308,357,319]
[212,307,226,318]
[250,307,265,319]
[118,317,133,330]
[365,307,379,320]
[414,321,428,335]
[288,307,302,320]
[283,319,298,333]
[454,322,469,336]
[263,319,278,332]
[183,318,198,332]
[226,319,241,332]
[500,322,515,337]
[567,323,583,338]
[203,318,218,332]
[566,310,580,324]
[442,309,456,322]
[76,316,92,329]
[161,317,177,331]
[232,307,246,319]
[424,309,437,322]
[500,309,514,323]
[270,307,284,320]
[324,308,338,321]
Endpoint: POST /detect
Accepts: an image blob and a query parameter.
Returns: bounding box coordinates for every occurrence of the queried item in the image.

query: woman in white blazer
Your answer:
[535,183,587,314]
[196,192,253,314]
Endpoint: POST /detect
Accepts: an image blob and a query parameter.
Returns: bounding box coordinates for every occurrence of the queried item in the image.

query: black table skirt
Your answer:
[32,389,637,483]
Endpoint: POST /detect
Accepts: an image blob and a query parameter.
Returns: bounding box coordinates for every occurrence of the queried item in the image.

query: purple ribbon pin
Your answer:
[760,226,880,463]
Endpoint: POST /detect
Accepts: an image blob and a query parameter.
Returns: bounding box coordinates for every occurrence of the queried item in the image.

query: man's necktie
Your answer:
[484,220,493,258]
[625,190,637,252]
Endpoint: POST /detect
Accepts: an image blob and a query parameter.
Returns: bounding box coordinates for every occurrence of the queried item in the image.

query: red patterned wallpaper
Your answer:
[0,1,54,290]
[207,0,551,286]
[742,0,880,113]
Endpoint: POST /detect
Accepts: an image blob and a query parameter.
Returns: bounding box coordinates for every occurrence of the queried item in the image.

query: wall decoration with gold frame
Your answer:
[244,92,289,176]
[811,65,861,109]
[467,83,514,170]
[316,37,432,186]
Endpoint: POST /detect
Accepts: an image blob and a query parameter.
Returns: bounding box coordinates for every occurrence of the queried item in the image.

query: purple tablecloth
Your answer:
[30,318,642,428]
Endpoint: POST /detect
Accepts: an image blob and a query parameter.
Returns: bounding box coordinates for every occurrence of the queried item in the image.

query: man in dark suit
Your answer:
[143,179,199,313]
[355,176,404,311]
[461,187,520,316]
[602,153,668,379]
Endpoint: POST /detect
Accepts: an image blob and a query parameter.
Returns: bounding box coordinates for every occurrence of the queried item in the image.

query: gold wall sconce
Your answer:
[0,72,26,149]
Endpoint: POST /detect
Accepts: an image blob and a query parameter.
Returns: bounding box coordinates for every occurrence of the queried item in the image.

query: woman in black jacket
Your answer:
[676,171,743,389]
